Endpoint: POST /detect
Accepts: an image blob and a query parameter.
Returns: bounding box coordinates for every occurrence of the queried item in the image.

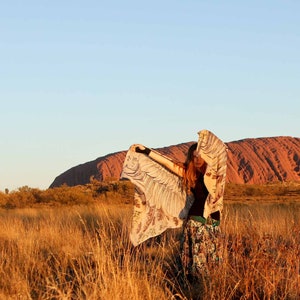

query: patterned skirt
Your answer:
[180,217,221,276]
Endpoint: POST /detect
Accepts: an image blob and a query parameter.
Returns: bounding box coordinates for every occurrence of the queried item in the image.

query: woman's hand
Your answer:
[130,144,151,155]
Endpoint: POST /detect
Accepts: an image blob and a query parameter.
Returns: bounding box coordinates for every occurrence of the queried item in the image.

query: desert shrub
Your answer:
[0,180,135,209]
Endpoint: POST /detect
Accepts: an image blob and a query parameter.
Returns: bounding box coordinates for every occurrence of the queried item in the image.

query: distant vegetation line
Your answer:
[1,181,300,209]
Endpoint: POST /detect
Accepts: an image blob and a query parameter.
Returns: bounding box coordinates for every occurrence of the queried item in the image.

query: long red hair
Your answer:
[183,143,207,189]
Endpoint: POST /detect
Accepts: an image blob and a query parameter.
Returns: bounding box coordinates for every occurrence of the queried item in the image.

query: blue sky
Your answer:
[0,1,299,191]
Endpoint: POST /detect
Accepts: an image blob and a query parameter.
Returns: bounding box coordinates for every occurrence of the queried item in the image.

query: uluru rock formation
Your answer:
[226,136,300,184]
[49,136,300,188]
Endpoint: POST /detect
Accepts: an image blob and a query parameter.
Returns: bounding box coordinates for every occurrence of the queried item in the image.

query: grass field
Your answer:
[0,182,299,299]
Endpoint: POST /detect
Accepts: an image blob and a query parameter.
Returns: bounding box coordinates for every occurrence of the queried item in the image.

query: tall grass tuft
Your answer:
[0,204,182,299]
[0,198,299,299]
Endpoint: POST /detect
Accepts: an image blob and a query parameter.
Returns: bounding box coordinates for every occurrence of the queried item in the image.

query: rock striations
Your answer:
[49,136,300,188]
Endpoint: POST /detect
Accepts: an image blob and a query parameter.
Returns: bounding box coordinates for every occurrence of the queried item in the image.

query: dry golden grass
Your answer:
[0,182,299,299]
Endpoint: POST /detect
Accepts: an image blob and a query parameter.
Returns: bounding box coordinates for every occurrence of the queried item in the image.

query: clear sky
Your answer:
[0,1,299,191]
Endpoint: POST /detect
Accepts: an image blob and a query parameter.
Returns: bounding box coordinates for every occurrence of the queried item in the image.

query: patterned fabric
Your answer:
[121,129,227,246]
[180,218,221,275]
[197,130,228,218]
[121,150,194,246]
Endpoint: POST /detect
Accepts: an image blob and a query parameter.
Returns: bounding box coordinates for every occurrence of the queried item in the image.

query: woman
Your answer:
[134,142,222,276]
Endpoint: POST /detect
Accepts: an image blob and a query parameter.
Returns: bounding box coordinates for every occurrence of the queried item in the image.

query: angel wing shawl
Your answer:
[121,130,227,246]
[197,130,228,218]
[121,149,193,246]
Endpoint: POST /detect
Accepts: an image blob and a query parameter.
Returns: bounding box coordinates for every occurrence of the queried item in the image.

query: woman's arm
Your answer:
[131,144,184,177]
